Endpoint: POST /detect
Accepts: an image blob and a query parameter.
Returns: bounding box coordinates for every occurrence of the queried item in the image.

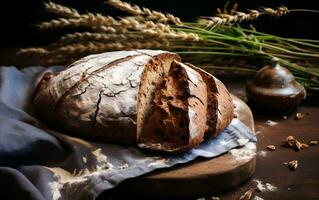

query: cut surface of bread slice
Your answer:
[137,61,207,152]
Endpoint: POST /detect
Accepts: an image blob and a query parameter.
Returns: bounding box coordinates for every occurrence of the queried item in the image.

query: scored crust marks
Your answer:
[67,55,154,123]
[55,54,142,110]
[90,59,147,125]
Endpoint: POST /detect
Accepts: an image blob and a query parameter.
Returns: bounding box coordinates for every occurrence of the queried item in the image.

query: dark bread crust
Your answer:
[214,78,234,134]
[186,63,233,138]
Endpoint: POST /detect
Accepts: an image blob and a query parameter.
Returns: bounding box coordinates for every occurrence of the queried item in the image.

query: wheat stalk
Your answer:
[262,6,289,17]
[39,14,198,42]
[106,0,182,25]
[54,32,164,46]
[54,41,166,55]
[142,29,199,41]
[200,6,289,29]
[19,40,168,56]
[90,25,117,33]
[44,1,81,18]
[17,47,49,55]
[39,15,145,31]
[38,14,118,30]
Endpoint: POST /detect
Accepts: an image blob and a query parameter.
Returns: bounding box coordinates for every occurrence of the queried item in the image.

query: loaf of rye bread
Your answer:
[33,50,233,153]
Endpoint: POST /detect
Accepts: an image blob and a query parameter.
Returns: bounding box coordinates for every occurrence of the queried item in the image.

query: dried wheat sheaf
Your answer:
[19,0,289,64]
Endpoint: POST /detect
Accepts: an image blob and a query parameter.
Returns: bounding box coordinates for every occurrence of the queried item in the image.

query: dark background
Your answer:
[1,0,319,47]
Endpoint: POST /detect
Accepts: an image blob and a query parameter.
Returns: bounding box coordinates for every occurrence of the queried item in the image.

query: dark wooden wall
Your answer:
[1,0,319,47]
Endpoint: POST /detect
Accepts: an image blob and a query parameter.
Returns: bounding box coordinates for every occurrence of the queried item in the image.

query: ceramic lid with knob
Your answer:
[246,57,306,111]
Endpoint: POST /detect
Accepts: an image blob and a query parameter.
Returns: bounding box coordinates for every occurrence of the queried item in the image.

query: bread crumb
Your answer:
[265,120,278,126]
[284,136,308,151]
[267,145,276,151]
[300,143,309,149]
[239,190,252,200]
[310,140,318,145]
[288,160,298,170]
[294,112,304,120]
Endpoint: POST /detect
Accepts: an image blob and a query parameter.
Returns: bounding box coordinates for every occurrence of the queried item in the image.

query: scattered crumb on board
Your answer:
[284,136,309,151]
[310,140,318,145]
[294,112,304,120]
[266,145,276,151]
[287,160,298,170]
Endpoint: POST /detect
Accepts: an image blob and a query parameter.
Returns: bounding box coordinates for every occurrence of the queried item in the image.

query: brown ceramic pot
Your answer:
[246,59,306,111]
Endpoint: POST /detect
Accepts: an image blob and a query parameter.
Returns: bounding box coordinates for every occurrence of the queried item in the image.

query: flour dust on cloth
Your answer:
[0,66,257,200]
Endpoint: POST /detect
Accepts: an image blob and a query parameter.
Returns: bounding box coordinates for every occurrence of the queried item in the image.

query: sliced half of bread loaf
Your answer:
[137,60,207,152]
[33,50,233,153]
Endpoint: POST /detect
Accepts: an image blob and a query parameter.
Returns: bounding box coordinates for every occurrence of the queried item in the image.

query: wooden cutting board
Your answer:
[117,95,256,196]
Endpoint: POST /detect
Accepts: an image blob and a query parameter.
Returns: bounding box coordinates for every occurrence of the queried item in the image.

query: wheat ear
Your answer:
[17,48,49,55]
[200,6,289,29]
[44,1,81,18]
[38,14,119,30]
[107,0,182,25]
[54,32,161,45]
[54,41,166,54]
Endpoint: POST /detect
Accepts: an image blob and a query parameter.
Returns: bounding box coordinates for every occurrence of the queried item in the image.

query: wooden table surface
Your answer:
[1,49,319,200]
